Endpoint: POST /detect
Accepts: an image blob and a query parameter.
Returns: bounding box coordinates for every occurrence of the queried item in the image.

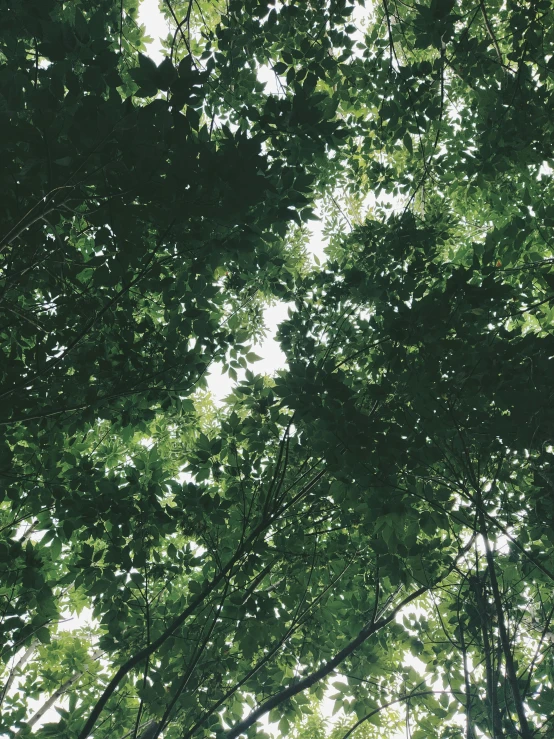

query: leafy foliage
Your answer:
[1,1,554,739]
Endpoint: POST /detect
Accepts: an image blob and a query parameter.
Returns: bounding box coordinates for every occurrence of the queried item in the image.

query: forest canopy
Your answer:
[1,0,554,738]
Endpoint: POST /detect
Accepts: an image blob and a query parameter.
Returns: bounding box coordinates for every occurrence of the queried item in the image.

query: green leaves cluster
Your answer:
[1,1,554,739]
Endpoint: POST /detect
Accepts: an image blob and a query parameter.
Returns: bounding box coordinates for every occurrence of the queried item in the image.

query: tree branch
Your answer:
[21,649,102,733]
[0,640,37,709]
[225,586,428,739]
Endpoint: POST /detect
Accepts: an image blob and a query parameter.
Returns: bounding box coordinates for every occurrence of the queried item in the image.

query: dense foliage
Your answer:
[1,0,554,738]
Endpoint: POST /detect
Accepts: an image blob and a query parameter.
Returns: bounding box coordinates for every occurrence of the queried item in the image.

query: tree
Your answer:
[1,0,554,738]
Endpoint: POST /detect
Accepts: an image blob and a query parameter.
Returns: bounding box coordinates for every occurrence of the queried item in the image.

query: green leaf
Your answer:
[36,627,51,644]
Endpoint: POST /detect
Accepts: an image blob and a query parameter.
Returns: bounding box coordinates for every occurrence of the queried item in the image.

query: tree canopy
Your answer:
[1,1,554,738]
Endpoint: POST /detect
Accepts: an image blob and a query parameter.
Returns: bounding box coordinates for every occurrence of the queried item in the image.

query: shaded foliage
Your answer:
[1,1,554,739]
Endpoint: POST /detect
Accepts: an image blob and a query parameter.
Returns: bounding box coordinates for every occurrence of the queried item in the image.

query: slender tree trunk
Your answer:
[459,622,475,739]
[479,512,533,739]
[475,580,503,738]
[0,641,37,708]
[21,649,102,732]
